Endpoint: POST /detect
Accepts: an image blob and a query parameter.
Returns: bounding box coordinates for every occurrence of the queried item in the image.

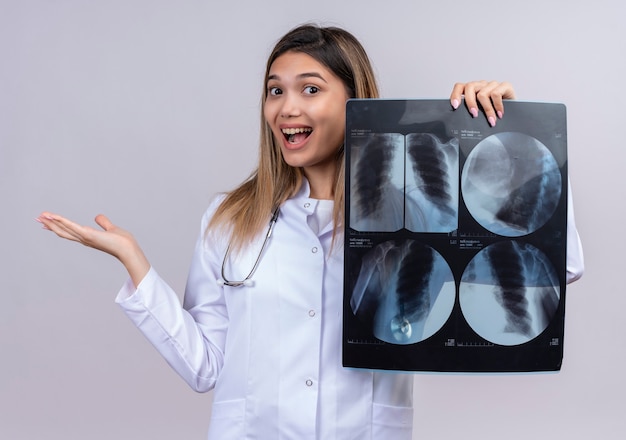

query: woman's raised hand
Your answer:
[37,212,150,288]
[450,80,516,127]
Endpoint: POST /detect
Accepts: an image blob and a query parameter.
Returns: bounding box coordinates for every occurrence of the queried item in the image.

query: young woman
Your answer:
[37,24,583,439]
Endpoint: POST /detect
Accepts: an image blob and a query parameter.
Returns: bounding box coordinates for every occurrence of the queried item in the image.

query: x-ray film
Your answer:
[343,100,568,372]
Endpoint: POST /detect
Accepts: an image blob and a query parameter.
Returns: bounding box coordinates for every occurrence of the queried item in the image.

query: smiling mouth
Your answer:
[282,127,312,144]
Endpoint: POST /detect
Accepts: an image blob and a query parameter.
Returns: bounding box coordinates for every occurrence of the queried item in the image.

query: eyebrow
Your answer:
[267,72,328,83]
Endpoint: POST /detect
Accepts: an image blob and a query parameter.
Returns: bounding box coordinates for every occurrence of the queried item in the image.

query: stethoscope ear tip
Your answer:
[217,279,225,286]
[243,280,254,287]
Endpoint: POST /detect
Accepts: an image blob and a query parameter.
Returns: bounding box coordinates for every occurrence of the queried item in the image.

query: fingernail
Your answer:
[470,107,478,118]
[488,116,496,127]
[451,99,460,109]
[497,110,503,119]
[44,214,54,220]
[35,217,42,223]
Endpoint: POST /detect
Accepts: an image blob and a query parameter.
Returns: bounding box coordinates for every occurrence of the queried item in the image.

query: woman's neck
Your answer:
[303,165,336,200]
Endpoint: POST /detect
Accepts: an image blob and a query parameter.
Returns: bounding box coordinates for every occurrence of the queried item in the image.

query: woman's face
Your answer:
[264,51,349,180]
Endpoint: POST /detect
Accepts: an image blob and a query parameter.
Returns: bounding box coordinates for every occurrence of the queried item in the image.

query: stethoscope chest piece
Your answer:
[217,278,255,287]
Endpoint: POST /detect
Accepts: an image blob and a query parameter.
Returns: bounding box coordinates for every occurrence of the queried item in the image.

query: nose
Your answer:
[279,93,301,118]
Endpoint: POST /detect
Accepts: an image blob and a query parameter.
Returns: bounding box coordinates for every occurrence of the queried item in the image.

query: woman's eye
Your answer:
[304,86,319,94]
[268,87,282,96]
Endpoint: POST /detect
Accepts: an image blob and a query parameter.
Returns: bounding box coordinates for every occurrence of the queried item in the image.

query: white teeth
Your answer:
[281,127,312,135]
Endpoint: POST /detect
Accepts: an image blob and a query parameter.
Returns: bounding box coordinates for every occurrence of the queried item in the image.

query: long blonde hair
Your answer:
[208,24,379,251]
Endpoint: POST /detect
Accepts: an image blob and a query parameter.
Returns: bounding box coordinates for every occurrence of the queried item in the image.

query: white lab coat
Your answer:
[115,180,584,440]
[116,180,414,440]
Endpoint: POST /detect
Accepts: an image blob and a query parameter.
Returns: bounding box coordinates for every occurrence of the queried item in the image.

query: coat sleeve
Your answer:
[566,179,584,284]
[115,201,228,392]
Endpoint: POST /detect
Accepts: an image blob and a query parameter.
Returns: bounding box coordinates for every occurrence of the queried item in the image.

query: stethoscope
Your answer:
[217,208,280,287]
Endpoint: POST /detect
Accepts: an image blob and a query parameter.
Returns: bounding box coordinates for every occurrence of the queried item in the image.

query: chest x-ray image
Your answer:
[343,100,567,372]
[405,133,459,233]
[349,133,405,232]
[349,132,459,233]
[349,239,455,345]
[459,240,560,346]
[461,132,561,237]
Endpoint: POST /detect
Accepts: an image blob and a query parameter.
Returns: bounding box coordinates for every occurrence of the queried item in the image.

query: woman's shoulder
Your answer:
[201,193,228,222]
[197,193,230,245]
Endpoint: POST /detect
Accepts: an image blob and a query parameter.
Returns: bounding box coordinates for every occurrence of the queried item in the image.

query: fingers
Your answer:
[36,212,149,282]
[450,80,516,127]
[36,212,110,248]
[37,212,84,243]
[474,81,516,125]
[459,80,488,119]
[449,82,466,110]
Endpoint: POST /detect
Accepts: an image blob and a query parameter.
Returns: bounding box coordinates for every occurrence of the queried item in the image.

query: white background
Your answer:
[1,0,623,438]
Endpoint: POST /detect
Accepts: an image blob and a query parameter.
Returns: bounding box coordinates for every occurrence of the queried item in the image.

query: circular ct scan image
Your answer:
[459,240,561,346]
[349,239,455,345]
[461,132,561,237]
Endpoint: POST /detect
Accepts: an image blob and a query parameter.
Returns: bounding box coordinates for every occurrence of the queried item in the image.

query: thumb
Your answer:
[94,214,114,231]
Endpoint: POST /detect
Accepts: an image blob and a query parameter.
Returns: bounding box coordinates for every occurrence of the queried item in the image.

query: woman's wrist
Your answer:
[118,242,151,288]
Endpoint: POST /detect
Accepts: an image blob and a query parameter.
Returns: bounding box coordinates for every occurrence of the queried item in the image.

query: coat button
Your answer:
[304,202,311,208]
[311,247,318,253]
[305,379,313,387]
[308,310,316,317]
